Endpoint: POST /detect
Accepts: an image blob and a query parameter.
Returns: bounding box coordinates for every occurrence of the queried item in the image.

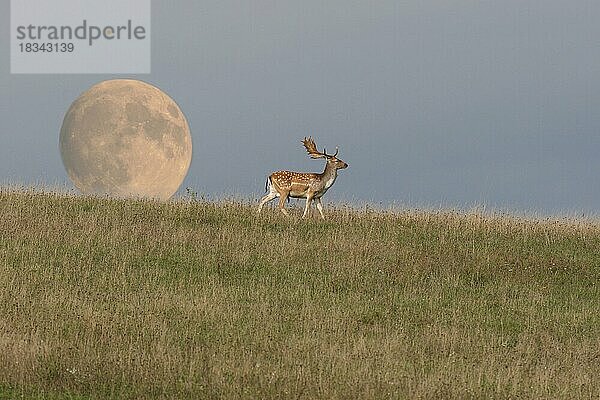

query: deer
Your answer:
[257,137,348,219]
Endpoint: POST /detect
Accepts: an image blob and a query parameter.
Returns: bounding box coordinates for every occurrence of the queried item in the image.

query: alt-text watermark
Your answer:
[11,0,150,74]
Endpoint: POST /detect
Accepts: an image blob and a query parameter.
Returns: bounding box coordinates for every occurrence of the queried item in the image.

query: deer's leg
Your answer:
[257,192,278,214]
[302,195,314,219]
[315,198,325,220]
[278,191,290,216]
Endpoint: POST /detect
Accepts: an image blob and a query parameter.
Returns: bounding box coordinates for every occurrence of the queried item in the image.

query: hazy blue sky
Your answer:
[1,0,600,214]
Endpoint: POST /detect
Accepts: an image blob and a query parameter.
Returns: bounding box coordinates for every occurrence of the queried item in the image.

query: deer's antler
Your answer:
[323,147,339,158]
[302,137,326,159]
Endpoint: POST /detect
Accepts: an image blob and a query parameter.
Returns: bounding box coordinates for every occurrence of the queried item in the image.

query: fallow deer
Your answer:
[257,137,348,219]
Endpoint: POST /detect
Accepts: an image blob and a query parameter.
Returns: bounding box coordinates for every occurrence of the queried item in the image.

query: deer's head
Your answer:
[302,137,348,170]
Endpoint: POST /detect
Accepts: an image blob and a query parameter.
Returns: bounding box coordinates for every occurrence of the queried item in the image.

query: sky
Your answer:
[1,0,600,214]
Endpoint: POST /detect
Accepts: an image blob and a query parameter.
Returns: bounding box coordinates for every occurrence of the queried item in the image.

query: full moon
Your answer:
[59,79,192,200]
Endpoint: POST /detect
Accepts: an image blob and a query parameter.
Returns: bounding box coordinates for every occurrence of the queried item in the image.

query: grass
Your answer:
[1,188,599,399]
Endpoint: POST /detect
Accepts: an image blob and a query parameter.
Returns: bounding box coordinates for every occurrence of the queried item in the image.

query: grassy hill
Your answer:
[1,189,599,399]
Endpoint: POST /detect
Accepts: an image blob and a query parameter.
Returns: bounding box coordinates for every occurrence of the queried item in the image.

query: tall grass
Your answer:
[1,188,599,399]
